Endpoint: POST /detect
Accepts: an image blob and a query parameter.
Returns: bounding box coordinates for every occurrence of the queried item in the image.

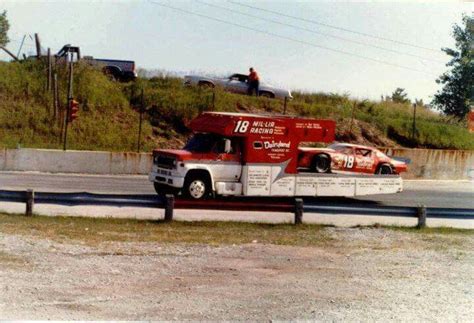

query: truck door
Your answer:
[208,137,242,183]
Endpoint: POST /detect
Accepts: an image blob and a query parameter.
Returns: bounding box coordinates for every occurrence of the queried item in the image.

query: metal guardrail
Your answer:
[304,205,474,220]
[0,189,473,226]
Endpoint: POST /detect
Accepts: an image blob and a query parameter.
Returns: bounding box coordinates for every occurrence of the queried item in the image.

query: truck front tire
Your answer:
[183,174,211,200]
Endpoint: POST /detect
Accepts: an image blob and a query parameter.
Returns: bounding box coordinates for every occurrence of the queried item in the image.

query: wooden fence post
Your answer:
[294,198,303,225]
[53,72,59,120]
[47,48,52,92]
[164,194,175,222]
[25,189,34,216]
[417,205,426,228]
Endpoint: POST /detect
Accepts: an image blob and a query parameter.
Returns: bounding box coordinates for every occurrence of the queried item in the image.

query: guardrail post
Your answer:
[417,204,426,228]
[164,194,174,222]
[294,198,303,225]
[25,189,34,216]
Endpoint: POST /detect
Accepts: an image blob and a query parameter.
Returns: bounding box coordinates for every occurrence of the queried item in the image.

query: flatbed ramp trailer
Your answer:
[149,112,402,199]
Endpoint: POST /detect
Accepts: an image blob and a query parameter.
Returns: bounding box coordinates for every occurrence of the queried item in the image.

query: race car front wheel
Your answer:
[376,164,393,175]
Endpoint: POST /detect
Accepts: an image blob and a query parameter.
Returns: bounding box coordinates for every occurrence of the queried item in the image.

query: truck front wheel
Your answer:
[183,174,211,200]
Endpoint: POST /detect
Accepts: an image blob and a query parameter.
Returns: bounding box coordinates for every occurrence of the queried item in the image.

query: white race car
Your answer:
[184,73,292,100]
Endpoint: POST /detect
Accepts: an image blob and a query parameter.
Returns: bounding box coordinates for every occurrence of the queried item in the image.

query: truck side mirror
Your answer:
[224,139,232,154]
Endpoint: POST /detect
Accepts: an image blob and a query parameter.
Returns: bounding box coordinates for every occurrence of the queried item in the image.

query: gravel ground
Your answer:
[0,227,472,320]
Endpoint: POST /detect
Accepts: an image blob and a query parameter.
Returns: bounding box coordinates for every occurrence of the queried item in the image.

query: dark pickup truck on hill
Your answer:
[82,56,138,82]
[55,45,138,82]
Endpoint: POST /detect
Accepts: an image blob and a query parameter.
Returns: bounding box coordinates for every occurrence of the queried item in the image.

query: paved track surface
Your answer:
[0,171,473,208]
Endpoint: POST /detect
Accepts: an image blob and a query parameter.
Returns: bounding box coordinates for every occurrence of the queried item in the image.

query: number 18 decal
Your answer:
[343,156,355,168]
[234,120,249,133]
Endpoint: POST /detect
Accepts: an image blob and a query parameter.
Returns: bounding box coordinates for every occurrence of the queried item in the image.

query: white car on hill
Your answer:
[184,73,292,100]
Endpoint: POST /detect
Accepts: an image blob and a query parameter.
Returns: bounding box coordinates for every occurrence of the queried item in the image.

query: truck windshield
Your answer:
[184,133,220,153]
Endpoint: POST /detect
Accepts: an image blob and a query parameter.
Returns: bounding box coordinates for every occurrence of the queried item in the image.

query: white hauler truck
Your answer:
[149,112,403,199]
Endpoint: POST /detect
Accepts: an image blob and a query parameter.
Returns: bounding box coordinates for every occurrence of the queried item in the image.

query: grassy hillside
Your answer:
[0,60,154,151]
[0,60,473,152]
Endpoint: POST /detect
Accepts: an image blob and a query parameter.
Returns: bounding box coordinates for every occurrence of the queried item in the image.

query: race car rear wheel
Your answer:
[198,81,215,88]
[259,91,275,98]
[311,154,331,173]
[376,164,393,175]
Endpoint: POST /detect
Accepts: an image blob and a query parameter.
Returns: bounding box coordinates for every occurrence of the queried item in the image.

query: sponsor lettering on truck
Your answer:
[149,112,403,199]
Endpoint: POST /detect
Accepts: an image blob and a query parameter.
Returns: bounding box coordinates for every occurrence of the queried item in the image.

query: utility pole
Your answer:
[34,33,41,58]
[349,101,357,135]
[63,53,74,151]
[212,90,216,110]
[283,97,288,115]
[137,88,144,153]
[412,103,417,141]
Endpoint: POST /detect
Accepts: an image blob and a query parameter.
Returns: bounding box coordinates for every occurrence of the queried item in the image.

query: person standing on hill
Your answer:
[247,67,260,97]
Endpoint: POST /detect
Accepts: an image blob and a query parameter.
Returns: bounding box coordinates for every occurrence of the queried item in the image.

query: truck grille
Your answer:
[154,155,176,169]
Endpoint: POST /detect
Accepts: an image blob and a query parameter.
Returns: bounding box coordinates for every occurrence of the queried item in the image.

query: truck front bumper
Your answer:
[148,167,185,188]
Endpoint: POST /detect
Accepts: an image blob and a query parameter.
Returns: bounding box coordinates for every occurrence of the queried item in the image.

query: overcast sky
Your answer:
[1,0,471,102]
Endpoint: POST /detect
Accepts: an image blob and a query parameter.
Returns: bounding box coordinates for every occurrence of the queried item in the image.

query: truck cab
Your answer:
[151,133,243,199]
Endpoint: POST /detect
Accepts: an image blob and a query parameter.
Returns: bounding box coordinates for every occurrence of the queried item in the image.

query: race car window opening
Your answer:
[356,149,372,157]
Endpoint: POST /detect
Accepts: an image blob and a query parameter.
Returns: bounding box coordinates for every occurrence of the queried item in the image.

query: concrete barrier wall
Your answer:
[0,148,473,179]
[0,148,153,175]
[381,148,474,180]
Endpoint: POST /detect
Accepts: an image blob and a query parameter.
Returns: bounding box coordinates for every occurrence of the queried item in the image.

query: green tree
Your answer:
[432,14,473,119]
[0,10,9,47]
[391,87,410,104]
